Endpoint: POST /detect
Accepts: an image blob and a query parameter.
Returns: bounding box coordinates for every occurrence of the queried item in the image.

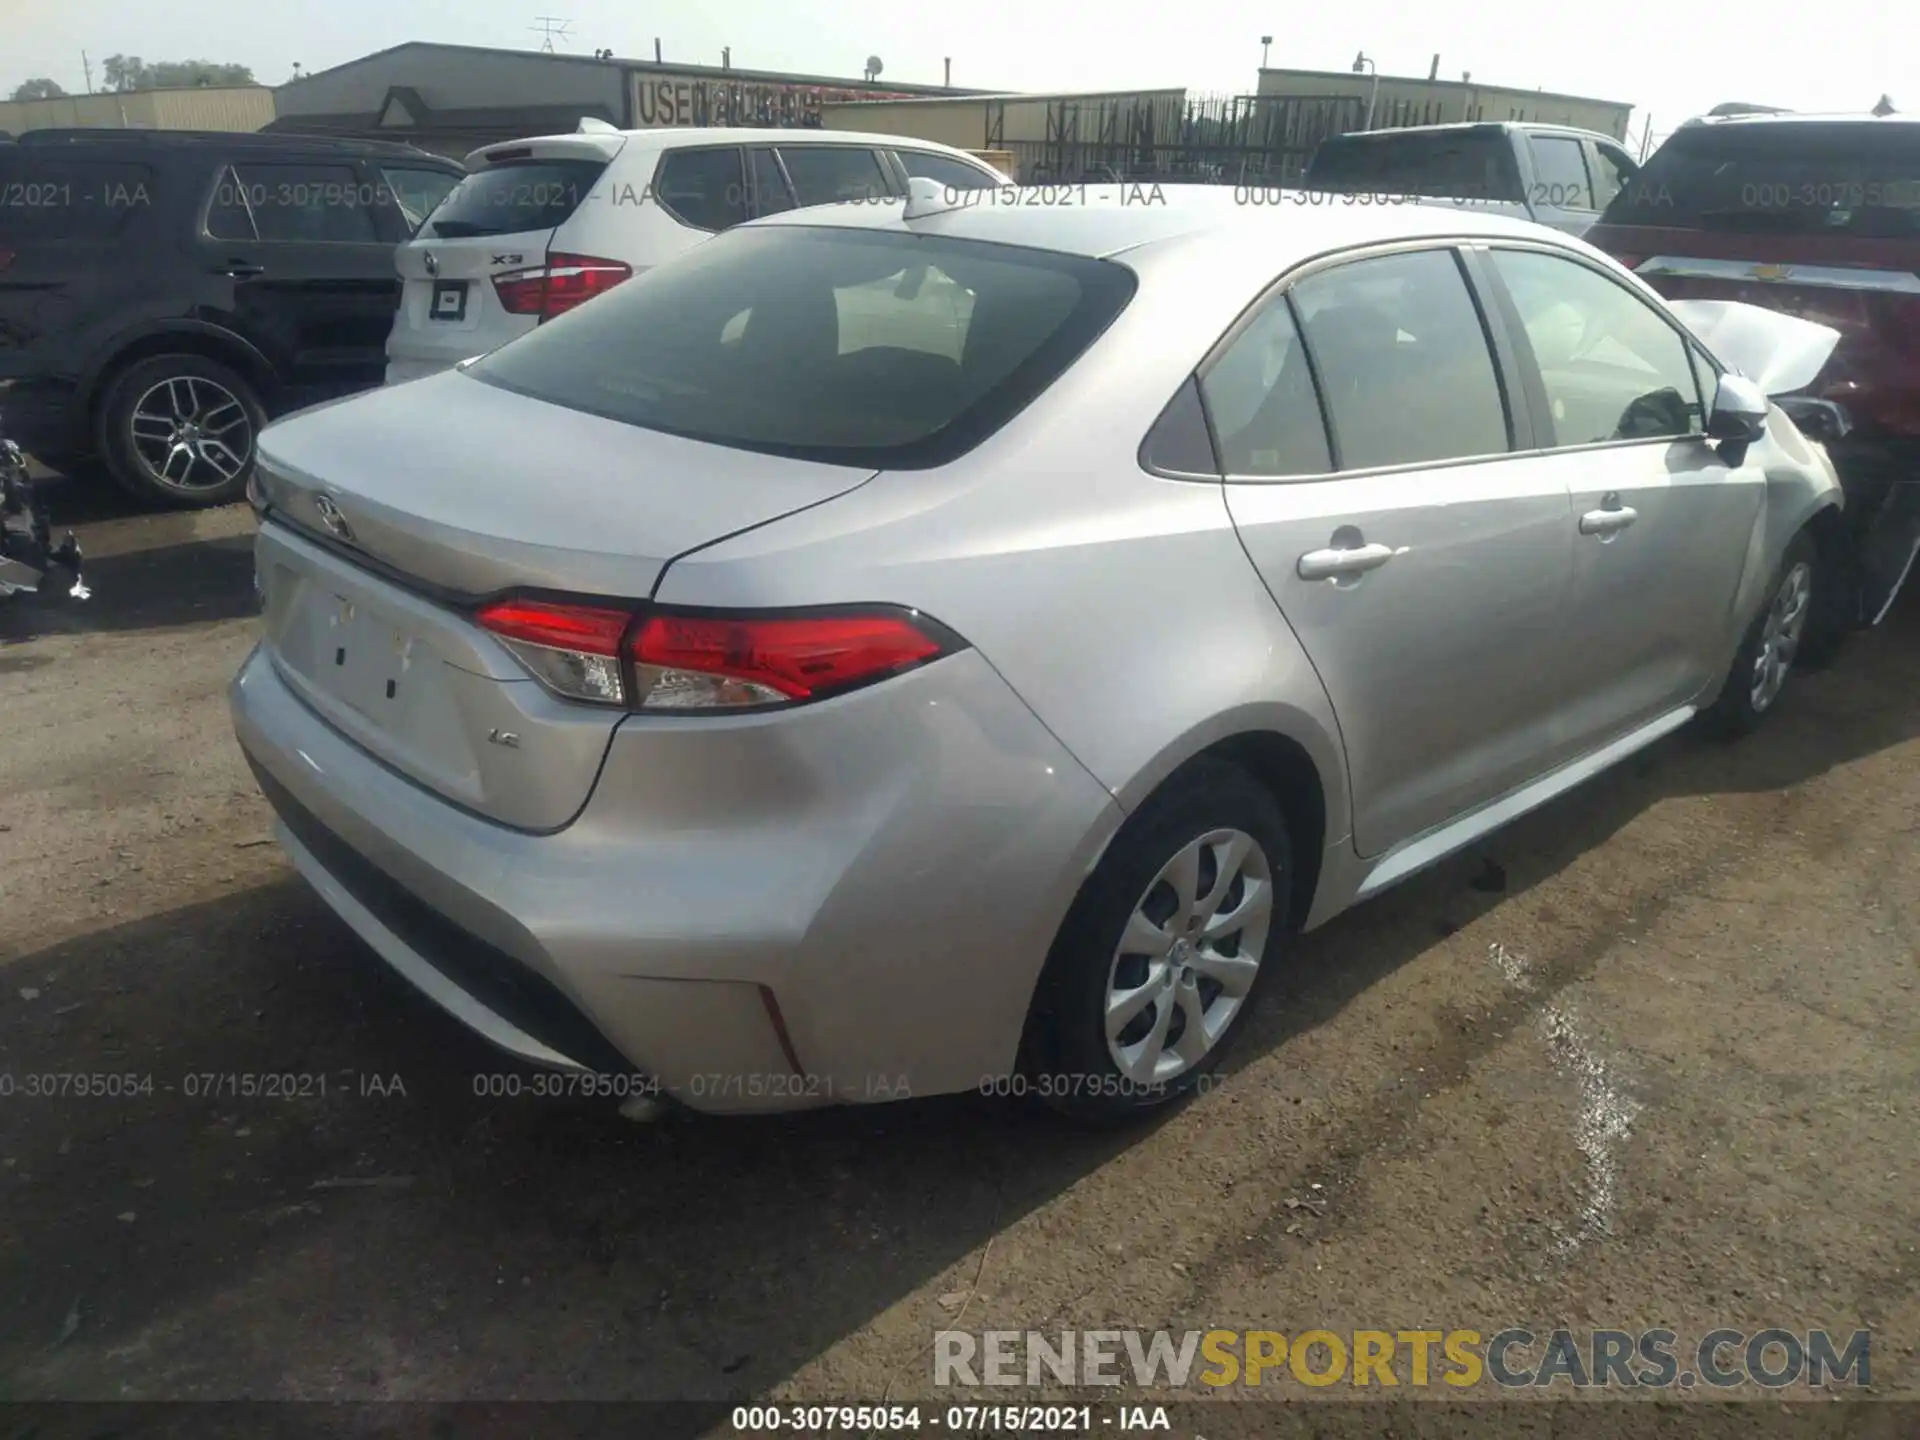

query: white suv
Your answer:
[383,124,1006,385]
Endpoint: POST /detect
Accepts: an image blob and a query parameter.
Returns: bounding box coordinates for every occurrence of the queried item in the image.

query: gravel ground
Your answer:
[1,486,1914,1437]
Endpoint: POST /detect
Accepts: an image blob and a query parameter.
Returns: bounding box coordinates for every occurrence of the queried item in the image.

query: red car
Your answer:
[1586,112,1920,630]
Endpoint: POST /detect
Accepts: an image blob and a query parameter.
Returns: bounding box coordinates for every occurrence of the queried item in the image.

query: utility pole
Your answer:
[81,50,95,94]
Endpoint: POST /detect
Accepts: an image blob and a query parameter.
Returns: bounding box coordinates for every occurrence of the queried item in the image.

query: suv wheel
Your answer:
[1025,760,1292,1124]
[97,354,264,509]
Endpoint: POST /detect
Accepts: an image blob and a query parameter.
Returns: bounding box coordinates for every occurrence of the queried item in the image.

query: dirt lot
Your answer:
[1,484,1916,1434]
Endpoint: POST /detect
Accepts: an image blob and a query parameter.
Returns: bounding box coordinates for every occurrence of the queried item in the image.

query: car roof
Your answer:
[747,182,1564,265]
[1683,110,1920,129]
[481,126,986,155]
[10,127,456,162]
[1321,120,1618,143]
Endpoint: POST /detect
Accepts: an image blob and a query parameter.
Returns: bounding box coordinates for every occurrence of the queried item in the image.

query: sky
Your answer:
[3,0,1911,156]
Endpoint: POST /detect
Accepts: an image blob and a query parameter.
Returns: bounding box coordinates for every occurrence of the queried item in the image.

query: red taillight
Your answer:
[1609,253,1645,272]
[476,597,633,705]
[630,611,948,709]
[491,252,632,320]
[474,598,956,712]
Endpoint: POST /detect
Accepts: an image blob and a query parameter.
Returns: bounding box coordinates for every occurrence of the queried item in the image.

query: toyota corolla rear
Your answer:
[233,222,1137,1111]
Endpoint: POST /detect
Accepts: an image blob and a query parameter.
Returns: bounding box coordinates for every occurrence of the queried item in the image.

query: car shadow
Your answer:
[0,574,1913,1413]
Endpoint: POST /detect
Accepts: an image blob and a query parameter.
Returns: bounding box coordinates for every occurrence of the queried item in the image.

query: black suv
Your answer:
[0,130,463,507]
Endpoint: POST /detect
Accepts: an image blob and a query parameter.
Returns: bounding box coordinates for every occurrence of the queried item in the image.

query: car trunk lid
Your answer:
[251,370,878,828]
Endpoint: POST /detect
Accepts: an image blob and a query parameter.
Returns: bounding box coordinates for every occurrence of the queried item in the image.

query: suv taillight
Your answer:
[474,600,959,712]
[491,253,632,320]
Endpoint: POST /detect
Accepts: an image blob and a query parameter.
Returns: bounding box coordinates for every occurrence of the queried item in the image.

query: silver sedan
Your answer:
[231,184,1855,1120]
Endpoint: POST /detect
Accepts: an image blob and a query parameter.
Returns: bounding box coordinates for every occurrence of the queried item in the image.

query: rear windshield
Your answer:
[424,156,608,239]
[1599,122,1920,235]
[0,156,155,241]
[469,225,1137,469]
[1306,133,1523,201]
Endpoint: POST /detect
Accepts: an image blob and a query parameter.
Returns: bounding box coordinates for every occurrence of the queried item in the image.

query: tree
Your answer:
[100,55,256,92]
[9,78,68,101]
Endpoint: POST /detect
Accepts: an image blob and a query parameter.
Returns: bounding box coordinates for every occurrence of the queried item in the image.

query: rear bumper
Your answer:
[230,639,1121,1113]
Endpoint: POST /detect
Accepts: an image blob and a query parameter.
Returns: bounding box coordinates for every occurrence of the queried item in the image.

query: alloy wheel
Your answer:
[129,375,255,494]
[1103,828,1274,1085]
[1749,560,1812,713]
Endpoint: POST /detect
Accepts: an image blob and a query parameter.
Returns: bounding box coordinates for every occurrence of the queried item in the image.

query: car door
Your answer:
[1524,134,1599,234]
[1217,245,1578,858]
[1477,242,1764,747]
[198,158,403,405]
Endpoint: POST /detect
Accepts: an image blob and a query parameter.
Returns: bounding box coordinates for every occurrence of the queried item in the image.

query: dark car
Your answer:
[1584,112,1920,628]
[1303,122,1640,237]
[0,129,463,507]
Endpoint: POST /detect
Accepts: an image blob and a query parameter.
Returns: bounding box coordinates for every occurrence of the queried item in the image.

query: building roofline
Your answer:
[822,87,1190,107]
[1257,65,1630,110]
[277,40,997,96]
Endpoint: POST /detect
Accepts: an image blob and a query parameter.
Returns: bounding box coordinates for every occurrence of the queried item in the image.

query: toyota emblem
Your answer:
[423,250,439,277]
[313,494,355,544]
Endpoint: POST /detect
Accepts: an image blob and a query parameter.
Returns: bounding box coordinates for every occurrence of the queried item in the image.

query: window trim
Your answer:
[746,145,797,217]
[201,162,260,243]
[1476,238,1718,455]
[651,144,750,233]
[377,161,464,239]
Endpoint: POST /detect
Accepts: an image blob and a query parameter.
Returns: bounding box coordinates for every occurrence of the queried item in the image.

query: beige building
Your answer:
[0,85,275,136]
[1256,67,1631,140]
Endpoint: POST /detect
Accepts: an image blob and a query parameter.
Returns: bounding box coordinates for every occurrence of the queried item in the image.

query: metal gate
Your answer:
[989,92,1368,185]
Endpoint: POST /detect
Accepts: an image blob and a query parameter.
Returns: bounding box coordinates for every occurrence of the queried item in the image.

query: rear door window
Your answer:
[1528,136,1595,211]
[1599,121,1920,235]
[1199,298,1331,477]
[1290,248,1511,469]
[222,163,381,243]
[1308,132,1522,201]
[468,226,1136,469]
[0,157,156,241]
[776,146,892,207]
[424,156,608,239]
[654,147,748,231]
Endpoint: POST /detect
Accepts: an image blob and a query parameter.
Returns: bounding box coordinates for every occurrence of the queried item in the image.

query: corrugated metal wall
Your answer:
[0,86,275,135]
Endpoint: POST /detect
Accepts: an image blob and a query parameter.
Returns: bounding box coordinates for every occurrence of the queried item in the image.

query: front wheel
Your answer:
[1702,532,1818,738]
[96,354,264,509]
[1025,760,1292,1124]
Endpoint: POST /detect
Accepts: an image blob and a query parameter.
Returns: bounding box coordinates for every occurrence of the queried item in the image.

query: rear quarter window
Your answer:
[0,158,156,241]
[1308,133,1523,202]
[425,157,609,239]
[1600,122,1920,235]
[467,226,1137,469]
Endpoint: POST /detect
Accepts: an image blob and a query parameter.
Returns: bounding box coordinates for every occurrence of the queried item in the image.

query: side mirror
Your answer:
[1706,373,1769,444]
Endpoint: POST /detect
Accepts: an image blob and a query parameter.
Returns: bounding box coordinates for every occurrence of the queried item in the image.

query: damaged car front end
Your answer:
[1668,296,1919,635]
[0,435,86,603]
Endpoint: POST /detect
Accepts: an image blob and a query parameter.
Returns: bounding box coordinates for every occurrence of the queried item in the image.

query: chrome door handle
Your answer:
[1297,542,1397,580]
[1579,505,1639,536]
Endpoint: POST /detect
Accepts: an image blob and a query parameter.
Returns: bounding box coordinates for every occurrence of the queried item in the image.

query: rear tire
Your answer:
[1024,760,1293,1125]
[1702,531,1818,738]
[96,353,264,510]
